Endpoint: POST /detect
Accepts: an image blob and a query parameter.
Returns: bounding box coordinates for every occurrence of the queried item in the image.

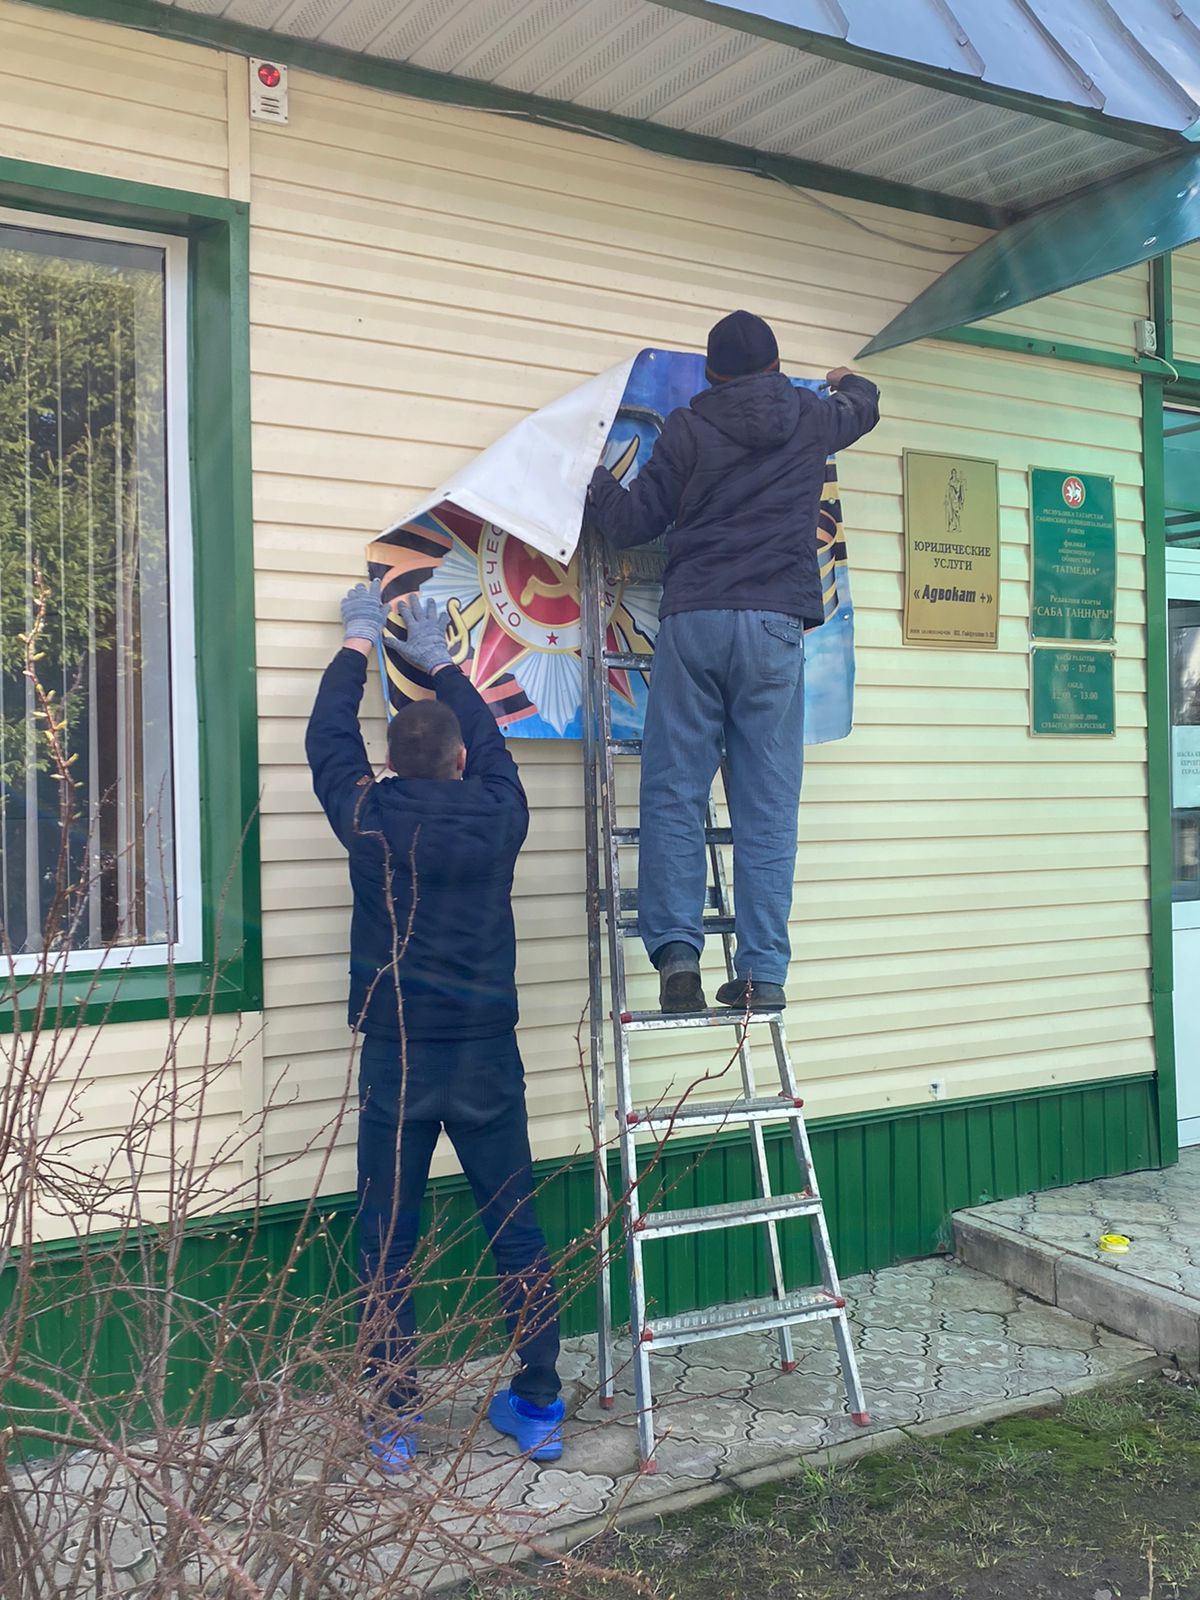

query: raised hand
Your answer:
[387,595,454,675]
[340,578,388,646]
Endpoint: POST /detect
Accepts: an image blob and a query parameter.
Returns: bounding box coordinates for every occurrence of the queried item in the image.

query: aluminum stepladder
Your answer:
[579,527,869,1470]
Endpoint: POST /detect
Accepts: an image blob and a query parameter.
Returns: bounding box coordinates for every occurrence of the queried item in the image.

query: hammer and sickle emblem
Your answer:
[520,553,579,609]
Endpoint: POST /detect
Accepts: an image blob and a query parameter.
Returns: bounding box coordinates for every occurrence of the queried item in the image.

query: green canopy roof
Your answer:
[859,149,1200,359]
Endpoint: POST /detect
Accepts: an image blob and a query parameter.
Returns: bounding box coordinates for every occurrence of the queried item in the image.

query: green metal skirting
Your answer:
[1,1075,1162,1455]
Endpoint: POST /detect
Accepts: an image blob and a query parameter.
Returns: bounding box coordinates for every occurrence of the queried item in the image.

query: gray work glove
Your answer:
[341,578,388,646]
[387,595,454,675]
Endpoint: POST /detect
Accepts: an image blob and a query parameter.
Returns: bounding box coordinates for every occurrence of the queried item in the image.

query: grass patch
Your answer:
[467,1374,1200,1599]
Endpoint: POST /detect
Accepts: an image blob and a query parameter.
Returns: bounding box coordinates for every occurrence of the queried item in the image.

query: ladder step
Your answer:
[603,649,653,670]
[605,887,720,913]
[626,1093,802,1132]
[636,1191,820,1238]
[642,1289,843,1349]
[613,825,732,845]
[617,915,735,936]
[620,1009,785,1032]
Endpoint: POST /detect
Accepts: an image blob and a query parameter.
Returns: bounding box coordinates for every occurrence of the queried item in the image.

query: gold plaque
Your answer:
[903,450,1000,649]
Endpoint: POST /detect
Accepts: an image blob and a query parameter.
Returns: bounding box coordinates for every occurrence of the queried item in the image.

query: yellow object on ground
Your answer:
[1098,1234,1132,1254]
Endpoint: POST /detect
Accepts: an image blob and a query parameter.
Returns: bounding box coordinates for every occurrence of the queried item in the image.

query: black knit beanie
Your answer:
[705,310,780,383]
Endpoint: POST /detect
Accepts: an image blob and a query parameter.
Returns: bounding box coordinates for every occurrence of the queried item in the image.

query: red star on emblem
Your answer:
[547,631,559,644]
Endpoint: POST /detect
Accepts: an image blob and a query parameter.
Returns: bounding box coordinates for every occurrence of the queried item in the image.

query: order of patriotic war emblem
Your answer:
[482,531,586,654]
[367,349,856,745]
[367,420,661,741]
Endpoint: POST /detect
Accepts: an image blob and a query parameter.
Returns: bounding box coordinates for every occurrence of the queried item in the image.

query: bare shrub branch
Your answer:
[0,597,771,1599]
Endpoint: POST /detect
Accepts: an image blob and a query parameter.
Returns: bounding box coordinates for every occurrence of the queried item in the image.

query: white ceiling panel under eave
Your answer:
[149,0,1191,211]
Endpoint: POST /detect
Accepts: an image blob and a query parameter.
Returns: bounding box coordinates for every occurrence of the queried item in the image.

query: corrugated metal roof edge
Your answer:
[16,0,1009,228]
[652,0,1187,152]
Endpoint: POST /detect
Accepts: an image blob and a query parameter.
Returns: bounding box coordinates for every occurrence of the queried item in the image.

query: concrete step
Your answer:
[954,1181,1200,1372]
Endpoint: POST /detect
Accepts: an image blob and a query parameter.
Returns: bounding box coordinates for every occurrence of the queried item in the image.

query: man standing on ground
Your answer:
[587,311,880,1014]
[306,585,563,1468]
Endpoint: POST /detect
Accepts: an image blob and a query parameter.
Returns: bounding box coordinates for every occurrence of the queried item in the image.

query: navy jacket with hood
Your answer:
[587,370,880,627]
[306,650,528,1043]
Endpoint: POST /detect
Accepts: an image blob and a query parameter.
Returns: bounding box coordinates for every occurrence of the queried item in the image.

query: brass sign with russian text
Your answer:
[902,450,1000,649]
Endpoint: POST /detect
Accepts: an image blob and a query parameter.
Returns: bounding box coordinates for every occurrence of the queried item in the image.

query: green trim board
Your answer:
[0,156,261,1029]
[0,156,245,227]
[936,325,1167,377]
[1144,377,1182,1164]
[1153,256,1175,365]
[13,0,1002,230]
[1,1072,1164,1455]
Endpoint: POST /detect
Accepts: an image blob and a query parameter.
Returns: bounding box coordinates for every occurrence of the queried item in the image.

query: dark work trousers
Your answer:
[356,1030,561,1411]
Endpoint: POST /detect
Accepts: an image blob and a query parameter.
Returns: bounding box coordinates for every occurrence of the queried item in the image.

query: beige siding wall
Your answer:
[5,1014,265,1244]
[981,268,1149,355]
[0,4,234,197]
[0,3,1155,1213]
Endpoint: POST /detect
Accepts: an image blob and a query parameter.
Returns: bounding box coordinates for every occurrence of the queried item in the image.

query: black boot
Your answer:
[715,978,786,1011]
[653,942,705,1014]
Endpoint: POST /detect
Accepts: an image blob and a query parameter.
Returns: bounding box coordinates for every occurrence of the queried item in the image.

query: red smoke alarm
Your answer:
[250,58,289,123]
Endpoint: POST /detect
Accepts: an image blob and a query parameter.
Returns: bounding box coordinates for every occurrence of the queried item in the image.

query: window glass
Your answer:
[1165,408,1200,547]
[0,220,179,959]
[1169,597,1200,901]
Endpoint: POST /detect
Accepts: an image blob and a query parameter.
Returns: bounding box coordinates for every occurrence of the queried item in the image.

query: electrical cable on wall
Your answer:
[430,96,973,262]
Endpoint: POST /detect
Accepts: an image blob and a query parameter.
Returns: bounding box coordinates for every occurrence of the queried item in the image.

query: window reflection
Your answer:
[1170,599,1200,900]
[0,222,174,955]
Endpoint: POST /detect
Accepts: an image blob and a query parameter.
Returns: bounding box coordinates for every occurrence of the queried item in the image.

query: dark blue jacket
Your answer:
[306,650,528,1042]
[588,371,880,627]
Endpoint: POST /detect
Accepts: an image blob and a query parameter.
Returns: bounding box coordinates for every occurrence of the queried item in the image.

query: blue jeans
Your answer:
[639,609,806,986]
[357,1032,561,1410]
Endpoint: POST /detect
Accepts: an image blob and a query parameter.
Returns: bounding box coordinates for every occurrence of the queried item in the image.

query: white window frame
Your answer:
[0,206,202,975]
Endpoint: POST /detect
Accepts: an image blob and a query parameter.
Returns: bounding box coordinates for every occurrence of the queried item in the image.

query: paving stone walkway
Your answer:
[956,1148,1200,1368]
[400,1255,1155,1585]
[472,1257,1149,1513]
[11,1257,1157,1595]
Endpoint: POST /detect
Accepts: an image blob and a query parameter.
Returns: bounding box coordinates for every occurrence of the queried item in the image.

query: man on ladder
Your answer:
[587,310,879,1014]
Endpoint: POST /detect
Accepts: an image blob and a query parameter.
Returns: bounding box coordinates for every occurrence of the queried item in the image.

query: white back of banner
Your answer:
[386,360,634,565]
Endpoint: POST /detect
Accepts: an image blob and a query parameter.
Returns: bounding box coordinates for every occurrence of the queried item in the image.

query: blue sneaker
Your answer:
[366,1417,420,1474]
[487,1388,565,1462]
